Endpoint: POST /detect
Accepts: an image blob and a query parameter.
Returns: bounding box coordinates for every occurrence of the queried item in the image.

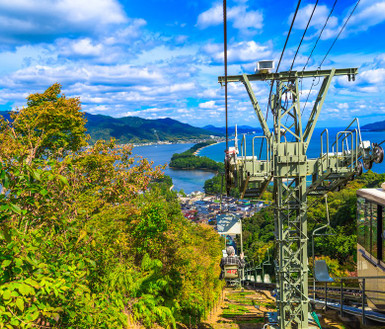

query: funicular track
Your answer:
[199,285,354,329]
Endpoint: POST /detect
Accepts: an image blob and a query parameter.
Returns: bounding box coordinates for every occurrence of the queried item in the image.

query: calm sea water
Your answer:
[132,128,385,194]
[132,143,215,194]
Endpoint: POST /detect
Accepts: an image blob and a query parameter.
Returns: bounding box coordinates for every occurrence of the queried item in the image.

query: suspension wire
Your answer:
[289,0,319,73]
[259,0,302,160]
[319,0,360,68]
[223,0,230,195]
[302,0,338,72]
[223,0,228,153]
[267,0,302,113]
[284,0,319,133]
[302,0,360,114]
[300,0,338,115]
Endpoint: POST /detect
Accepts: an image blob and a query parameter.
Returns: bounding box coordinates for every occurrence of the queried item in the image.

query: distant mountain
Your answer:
[85,113,221,143]
[362,119,385,132]
[203,125,262,135]
[0,111,221,143]
[0,111,11,121]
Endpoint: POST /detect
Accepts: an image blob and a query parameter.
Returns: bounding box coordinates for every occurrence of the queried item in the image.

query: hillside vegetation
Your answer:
[241,170,385,277]
[0,111,220,145]
[0,84,223,328]
[362,119,385,131]
[85,113,217,144]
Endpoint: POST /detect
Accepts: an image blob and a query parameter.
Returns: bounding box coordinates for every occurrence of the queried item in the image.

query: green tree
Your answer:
[5,83,88,161]
[0,84,224,328]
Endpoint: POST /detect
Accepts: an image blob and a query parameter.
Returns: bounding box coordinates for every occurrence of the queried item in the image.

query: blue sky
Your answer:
[0,0,385,128]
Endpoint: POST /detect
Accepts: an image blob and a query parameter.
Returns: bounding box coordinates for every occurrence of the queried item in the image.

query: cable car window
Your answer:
[371,202,378,259]
[358,197,372,254]
[357,197,366,248]
[381,207,385,262]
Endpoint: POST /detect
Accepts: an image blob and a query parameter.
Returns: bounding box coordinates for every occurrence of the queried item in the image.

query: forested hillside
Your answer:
[169,141,224,172]
[362,119,385,131]
[0,111,219,145]
[0,84,223,328]
[241,171,385,277]
[85,113,219,144]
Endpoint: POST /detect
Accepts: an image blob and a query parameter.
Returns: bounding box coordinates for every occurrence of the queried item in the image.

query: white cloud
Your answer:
[196,3,223,28]
[0,64,164,88]
[0,0,127,44]
[360,68,385,84]
[199,101,216,109]
[299,0,385,40]
[104,19,147,45]
[292,4,338,31]
[347,1,385,33]
[196,3,263,34]
[62,38,103,57]
[203,40,272,63]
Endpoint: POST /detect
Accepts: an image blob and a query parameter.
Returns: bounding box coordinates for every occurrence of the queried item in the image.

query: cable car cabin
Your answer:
[357,185,385,311]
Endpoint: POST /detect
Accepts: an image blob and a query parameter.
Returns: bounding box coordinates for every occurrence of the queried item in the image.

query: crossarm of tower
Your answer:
[241,74,271,138]
[218,68,358,83]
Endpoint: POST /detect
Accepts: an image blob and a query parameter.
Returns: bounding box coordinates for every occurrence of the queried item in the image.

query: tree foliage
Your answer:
[241,171,385,274]
[169,142,224,172]
[10,83,88,160]
[0,84,224,328]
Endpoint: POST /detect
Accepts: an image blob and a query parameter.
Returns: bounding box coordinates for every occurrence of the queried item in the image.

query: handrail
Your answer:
[336,131,354,171]
[252,135,270,175]
[345,118,362,145]
[331,118,362,150]
[240,134,247,164]
[310,275,385,325]
[336,275,385,280]
[320,128,329,173]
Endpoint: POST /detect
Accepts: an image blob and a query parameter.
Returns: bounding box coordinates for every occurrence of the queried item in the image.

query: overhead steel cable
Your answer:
[223,0,230,195]
[319,0,361,68]
[259,0,302,159]
[223,0,228,153]
[267,0,302,113]
[302,0,361,114]
[300,0,338,116]
[302,0,338,72]
[289,0,319,73]
[284,0,319,131]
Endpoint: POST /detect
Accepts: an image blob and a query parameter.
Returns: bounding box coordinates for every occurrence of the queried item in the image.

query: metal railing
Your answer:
[310,276,385,325]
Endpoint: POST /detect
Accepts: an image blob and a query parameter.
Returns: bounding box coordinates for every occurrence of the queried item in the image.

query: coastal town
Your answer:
[178,192,269,225]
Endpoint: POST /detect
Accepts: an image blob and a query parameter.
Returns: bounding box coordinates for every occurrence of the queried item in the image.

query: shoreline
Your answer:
[193,140,223,157]
[168,166,218,173]
[132,138,225,149]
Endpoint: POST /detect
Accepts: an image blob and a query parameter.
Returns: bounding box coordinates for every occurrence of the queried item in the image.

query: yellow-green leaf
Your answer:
[9,203,22,215]
[16,298,24,311]
[3,290,11,300]
[58,175,68,185]
[76,230,87,244]
[1,259,12,268]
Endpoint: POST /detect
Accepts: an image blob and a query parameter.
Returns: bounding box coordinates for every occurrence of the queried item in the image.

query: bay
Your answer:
[132,143,215,194]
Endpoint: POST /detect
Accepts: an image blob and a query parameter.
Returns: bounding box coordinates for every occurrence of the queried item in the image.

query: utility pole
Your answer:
[219,67,383,328]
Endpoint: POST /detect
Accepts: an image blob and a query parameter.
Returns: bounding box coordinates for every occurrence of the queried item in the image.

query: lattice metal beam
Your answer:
[220,67,383,328]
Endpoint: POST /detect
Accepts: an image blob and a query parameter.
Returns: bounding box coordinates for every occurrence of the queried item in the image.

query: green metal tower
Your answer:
[219,68,383,328]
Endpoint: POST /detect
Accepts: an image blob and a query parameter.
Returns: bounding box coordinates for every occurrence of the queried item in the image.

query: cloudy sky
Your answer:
[0,0,385,128]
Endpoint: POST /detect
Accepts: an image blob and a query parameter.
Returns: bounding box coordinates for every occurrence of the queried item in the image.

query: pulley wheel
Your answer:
[373,145,384,164]
[356,161,363,176]
[363,159,373,170]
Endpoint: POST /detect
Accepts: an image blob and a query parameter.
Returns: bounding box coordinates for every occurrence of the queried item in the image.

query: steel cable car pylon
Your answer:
[218,67,384,328]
